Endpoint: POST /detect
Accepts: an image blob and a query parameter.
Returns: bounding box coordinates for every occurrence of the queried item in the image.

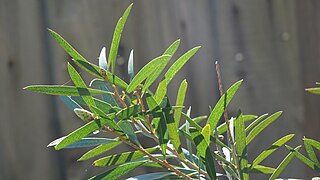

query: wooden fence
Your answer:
[1,0,319,179]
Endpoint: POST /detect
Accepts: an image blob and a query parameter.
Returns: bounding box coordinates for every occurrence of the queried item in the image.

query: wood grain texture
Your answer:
[1,0,319,179]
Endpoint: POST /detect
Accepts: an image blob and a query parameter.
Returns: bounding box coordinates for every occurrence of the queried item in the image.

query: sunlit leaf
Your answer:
[108,4,133,73]
[306,87,320,95]
[181,112,202,131]
[24,85,112,96]
[127,55,171,93]
[303,138,320,165]
[251,134,295,167]
[245,113,268,133]
[235,111,248,180]
[93,148,156,167]
[269,146,301,180]
[174,79,188,129]
[206,80,243,134]
[217,114,257,134]
[71,96,119,114]
[90,161,145,180]
[248,164,275,174]
[48,137,117,149]
[246,111,282,144]
[78,141,121,161]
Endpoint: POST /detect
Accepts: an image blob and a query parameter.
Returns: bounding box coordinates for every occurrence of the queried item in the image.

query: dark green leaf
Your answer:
[118,120,140,146]
[78,141,121,161]
[246,111,282,144]
[126,172,174,180]
[24,85,112,96]
[60,96,82,110]
[90,161,145,180]
[71,96,119,114]
[116,104,141,119]
[235,111,248,180]
[93,148,156,167]
[127,55,171,93]
[89,78,117,106]
[269,146,301,180]
[108,4,133,73]
[251,134,295,167]
[206,80,243,134]
[48,137,117,149]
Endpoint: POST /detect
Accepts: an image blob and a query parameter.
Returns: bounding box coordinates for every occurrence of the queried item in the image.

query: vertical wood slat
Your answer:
[1,0,319,179]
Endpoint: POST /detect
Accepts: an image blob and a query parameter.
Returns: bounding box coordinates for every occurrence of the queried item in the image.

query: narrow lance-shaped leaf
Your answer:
[93,148,156,167]
[99,47,108,70]
[235,111,248,180]
[154,46,201,103]
[48,137,117,149]
[269,146,301,180]
[303,138,320,165]
[206,79,243,134]
[108,4,133,73]
[285,145,320,172]
[68,63,96,112]
[118,120,141,146]
[306,87,320,95]
[89,78,117,106]
[189,128,217,180]
[90,161,145,180]
[164,99,185,159]
[60,96,82,110]
[245,113,268,133]
[303,138,320,151]
[201,124,211,145]
[126,172,174,180]
[24,85,112,96]
[143,39,181,92]
[71,96,119,114]
[128,49,134,81]
[174,79,187,129]
[217,114,258,134]
[251,134,295,167]
[78,141,121,161]
[126,55,171,93]
[248,164,275,174]
[246,111,282,144]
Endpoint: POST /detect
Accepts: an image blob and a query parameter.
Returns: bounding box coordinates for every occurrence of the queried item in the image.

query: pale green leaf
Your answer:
[93,148,156,167]
[247,111,282,144]
[126,172,174,180]
[269,146,301,180]
[306,87,320,95]
[235,111,248,180]
[24,85,112,96]
[174,79,188,129]
[303,138,320,165]
[245,113,268,133]
[126,55,171,93]
[108,4,133,73]
[90,161,145,180]
[251,134,295,167]
[206,80,243,134]
[78,141,121,161]
[248,164,275,174]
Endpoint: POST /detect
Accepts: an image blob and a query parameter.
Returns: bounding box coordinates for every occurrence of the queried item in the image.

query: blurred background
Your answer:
[1,0,320,179]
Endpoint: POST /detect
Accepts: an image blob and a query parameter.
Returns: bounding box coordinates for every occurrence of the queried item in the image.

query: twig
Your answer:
[134,88,154,134]
[215,61,241,177]
[103,125,192,180]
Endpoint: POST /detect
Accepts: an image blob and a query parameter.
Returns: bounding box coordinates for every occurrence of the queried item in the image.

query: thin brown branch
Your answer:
[103,125,192,180]
[134,89,154,134]
[215,61,241,177]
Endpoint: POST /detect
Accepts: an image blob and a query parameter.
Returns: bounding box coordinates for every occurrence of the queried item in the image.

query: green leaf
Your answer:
[189,128,216,180]
[269,146,301,180]
[217,114,258,134]
[71,96,119,114]
[201,124,211,144]
[48,28,87,62]
[174,79,188,129]
[24,85,112,96]
[248,164,275,174]
[128,49,134,81]
[145,93,168,157]
[164,100,185,159]
[181,112,202,132]
[93,148,156,167]
[246,111,282,144]
[206,80,243,134]
[304,138,320,151]
[126,172,174,180]
[127,55,171,93]
[245,113,268,133]
[306,87,320,95]
[154,46,201,102]
[89,78,117,106]
[90,161,145,180]
[68,63,96,112]
[143,39,181,92]
[251,134,295,167]
[303,138,320,165]
[55,114,118,150]
[118,120,140,146]
[285,145,320,172]
[235,111,248,180]
[116,104,141,119]
[48,137,117,149]
[78,141,121,161]
[108,4,133,73]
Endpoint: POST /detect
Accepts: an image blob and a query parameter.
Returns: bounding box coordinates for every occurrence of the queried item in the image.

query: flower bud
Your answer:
[74,108,94,122]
